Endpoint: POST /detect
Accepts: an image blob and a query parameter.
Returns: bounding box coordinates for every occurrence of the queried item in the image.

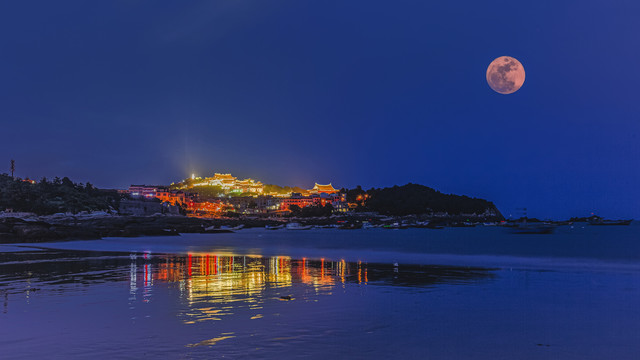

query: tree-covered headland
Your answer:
[347,183,501,218]
[0,174,121,215]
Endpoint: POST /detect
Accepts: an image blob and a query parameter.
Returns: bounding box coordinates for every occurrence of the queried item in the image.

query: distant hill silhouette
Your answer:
[353,183,502,218]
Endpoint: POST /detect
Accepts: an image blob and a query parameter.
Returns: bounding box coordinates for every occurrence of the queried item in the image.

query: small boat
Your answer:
[410,222,427,228]
[383,222,409,229]
[508,223,555,234]
[508,208,554,234]
[220,224,245,231]
[286,222,313,230]
[589,217,632,226]
[265,224,284,230]
[203,225,234,234]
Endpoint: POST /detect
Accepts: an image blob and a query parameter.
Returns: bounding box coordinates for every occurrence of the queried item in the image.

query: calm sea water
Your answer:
[1,224,639,359]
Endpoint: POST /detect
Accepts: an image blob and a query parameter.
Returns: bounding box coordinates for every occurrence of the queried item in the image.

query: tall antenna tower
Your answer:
[10,159,15,179]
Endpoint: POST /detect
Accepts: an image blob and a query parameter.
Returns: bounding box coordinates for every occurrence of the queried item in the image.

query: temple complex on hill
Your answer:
[126,173,348,217]
[187,173,264,194]
[177,173,340,197]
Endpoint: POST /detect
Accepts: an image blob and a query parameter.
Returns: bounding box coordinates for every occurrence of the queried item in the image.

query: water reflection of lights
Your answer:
[0,250,493,319]
[129,254,364,323]
[126,253,493,324]
[129,260,137,301]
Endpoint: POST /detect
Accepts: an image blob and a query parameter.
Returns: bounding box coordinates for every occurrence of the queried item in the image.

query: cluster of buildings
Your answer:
[123,173,348,217]
[124,185,229,216]
[177,173,265,194]
[279,183,347,211]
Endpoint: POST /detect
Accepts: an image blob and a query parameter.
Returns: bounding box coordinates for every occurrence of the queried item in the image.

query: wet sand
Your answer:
[1,227,639,359]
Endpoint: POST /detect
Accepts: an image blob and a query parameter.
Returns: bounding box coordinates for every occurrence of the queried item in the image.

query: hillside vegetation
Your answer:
[0,174,121,215]
[350,183,501,217]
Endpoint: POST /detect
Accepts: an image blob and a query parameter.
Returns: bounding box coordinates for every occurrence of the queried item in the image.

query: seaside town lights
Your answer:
[126,172,349,217]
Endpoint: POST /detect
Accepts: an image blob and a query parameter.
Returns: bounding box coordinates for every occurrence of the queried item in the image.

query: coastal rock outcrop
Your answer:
[0,218,101,243]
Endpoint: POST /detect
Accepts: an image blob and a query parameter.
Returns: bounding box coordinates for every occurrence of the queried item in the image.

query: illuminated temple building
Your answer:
[308,183,338,195]
[189,173,264,194]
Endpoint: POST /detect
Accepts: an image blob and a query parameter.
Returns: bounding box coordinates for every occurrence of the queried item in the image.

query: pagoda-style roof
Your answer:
[213,173,236,180]
[310,183,338,193]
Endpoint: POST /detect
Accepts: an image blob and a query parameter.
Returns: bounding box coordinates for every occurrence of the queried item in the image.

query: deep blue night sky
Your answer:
[1,1,639,219]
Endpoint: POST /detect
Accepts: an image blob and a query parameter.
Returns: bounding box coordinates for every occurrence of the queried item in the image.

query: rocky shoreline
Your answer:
[0,215,284,243]
[0,211,507,244]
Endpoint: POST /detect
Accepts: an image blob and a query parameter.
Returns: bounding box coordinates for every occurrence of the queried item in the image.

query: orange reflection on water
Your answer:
[142,254,354,292]
[132,254,360,324]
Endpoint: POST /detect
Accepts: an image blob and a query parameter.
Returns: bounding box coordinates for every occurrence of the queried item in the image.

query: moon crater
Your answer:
[486,56,525,94]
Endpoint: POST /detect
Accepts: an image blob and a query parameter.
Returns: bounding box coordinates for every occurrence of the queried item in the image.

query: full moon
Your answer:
[486,56,525,94]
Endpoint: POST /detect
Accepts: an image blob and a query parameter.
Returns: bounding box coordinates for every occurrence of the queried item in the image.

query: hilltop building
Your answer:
[186,173,264,194]
[308,183,338,195]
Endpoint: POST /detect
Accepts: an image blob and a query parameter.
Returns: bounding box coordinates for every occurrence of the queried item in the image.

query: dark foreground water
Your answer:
[1,225,639,359]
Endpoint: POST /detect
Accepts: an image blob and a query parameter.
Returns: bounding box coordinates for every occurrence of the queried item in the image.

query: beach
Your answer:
[1,225,639,359]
